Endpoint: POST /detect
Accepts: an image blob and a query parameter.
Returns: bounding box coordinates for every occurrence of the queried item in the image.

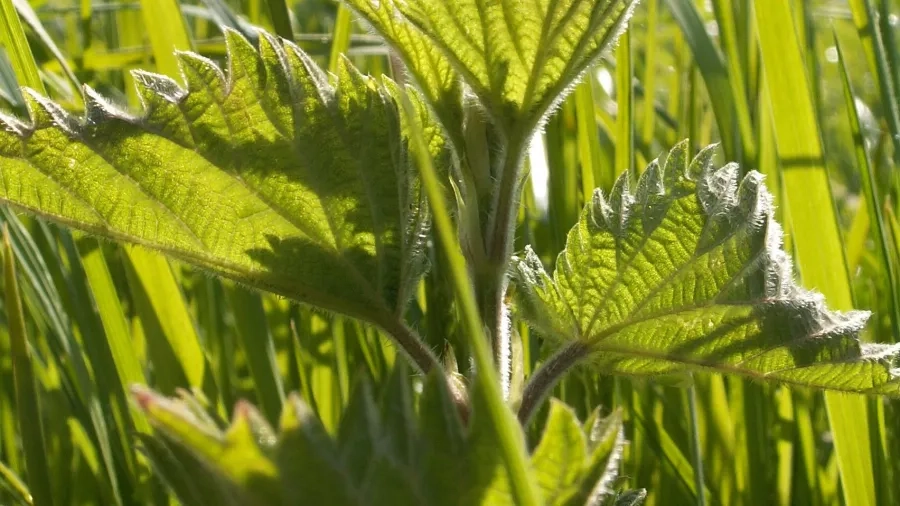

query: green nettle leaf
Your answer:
[133,374,631,506]
[343,0,465,148]
[512,141,900,394]
[532,400,588,502]
[134,387,280,505]
[351,0,637,133]
[0,30,430,328]
[531,400,626,506]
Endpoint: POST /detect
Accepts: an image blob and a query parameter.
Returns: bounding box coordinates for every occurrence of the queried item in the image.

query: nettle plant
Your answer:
[1,0,899,504]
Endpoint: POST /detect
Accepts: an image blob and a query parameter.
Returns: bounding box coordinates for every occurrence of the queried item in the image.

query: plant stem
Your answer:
[480,133,529,369]
[517,341,590,425]
[400,93,539,506]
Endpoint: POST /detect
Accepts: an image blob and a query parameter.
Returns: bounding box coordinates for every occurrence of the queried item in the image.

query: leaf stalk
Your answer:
[378,318,441,375]
[517,341,590,425]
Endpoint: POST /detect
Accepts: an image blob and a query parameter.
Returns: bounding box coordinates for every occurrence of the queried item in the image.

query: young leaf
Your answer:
[512,141,900,394]
[531,401,625,506]
[531,400,587,503]
[353,0,637,134]
[0,29,427,331]
[343,0,465,150]
[277,394,359,504]
[133,387,280,505]
[564,409,624,506]
[135,373,637,506]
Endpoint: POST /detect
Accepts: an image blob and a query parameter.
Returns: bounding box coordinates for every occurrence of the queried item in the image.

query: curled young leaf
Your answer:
[512,140,900,394]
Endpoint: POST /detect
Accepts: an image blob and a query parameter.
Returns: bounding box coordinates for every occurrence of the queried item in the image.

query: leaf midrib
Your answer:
[594,335,898,394]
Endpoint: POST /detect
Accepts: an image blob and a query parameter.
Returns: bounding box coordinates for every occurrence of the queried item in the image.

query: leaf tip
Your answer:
[131,69,187,105]
[83,85,134,124]
[22,88,78,133]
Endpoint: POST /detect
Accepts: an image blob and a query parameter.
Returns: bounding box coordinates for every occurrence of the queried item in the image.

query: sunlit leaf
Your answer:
[531,400,587,502]
[345,0,636,135]
[344,0,465,149]
[0,29,428,328]
[133,387,279,505]
[512,140,900,394]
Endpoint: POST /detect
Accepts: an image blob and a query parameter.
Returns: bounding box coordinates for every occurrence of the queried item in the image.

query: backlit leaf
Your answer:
[343,0,465,149]
[531,400,587,503]
[345,0,636,135]
[0,29,428,328]
[136,373,632,505]
[512,140,900,394]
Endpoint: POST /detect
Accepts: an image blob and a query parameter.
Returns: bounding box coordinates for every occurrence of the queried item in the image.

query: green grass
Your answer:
[0,1,897,505]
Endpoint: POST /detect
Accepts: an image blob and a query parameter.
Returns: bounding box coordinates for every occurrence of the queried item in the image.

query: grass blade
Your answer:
[265,0,293,41]
[3,228,53,506]
[0,0,40,91]
[124,248,216,403]
[755,5,877,506]
[138,0,193,79]
[223,284,285,425]
[615,23,633,176]
[848,0,900,162]
[664,0,736,159]
[835,33,900,342]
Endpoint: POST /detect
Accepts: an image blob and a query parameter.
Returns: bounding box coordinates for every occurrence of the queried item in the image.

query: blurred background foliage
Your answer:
[0,0,899,505]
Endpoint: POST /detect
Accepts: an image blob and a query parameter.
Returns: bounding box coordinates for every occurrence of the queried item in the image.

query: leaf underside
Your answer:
[512,140,900,394]
[346,0,637,134]
[0,29,433,325]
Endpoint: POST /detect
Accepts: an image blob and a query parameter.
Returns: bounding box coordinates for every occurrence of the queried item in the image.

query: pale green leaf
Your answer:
[362,0,636,135]
[566,409,624,506]
[136,373,638,505]
[531,399,587,503]
[511,140,900,394]
[0,29,427,328]
[343,0,465,149]
[531,402,625,506]
[133,387,280,505]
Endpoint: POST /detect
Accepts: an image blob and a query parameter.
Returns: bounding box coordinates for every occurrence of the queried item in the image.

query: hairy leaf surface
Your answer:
[0,30,430,326]
[349,0,637,133]
[512,141,900,394]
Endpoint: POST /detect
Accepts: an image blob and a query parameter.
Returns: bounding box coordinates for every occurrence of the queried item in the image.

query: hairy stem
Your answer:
[480,133,530,373]
[517,341,590,425]
[380,318,441,375]
[402,92,540,505]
